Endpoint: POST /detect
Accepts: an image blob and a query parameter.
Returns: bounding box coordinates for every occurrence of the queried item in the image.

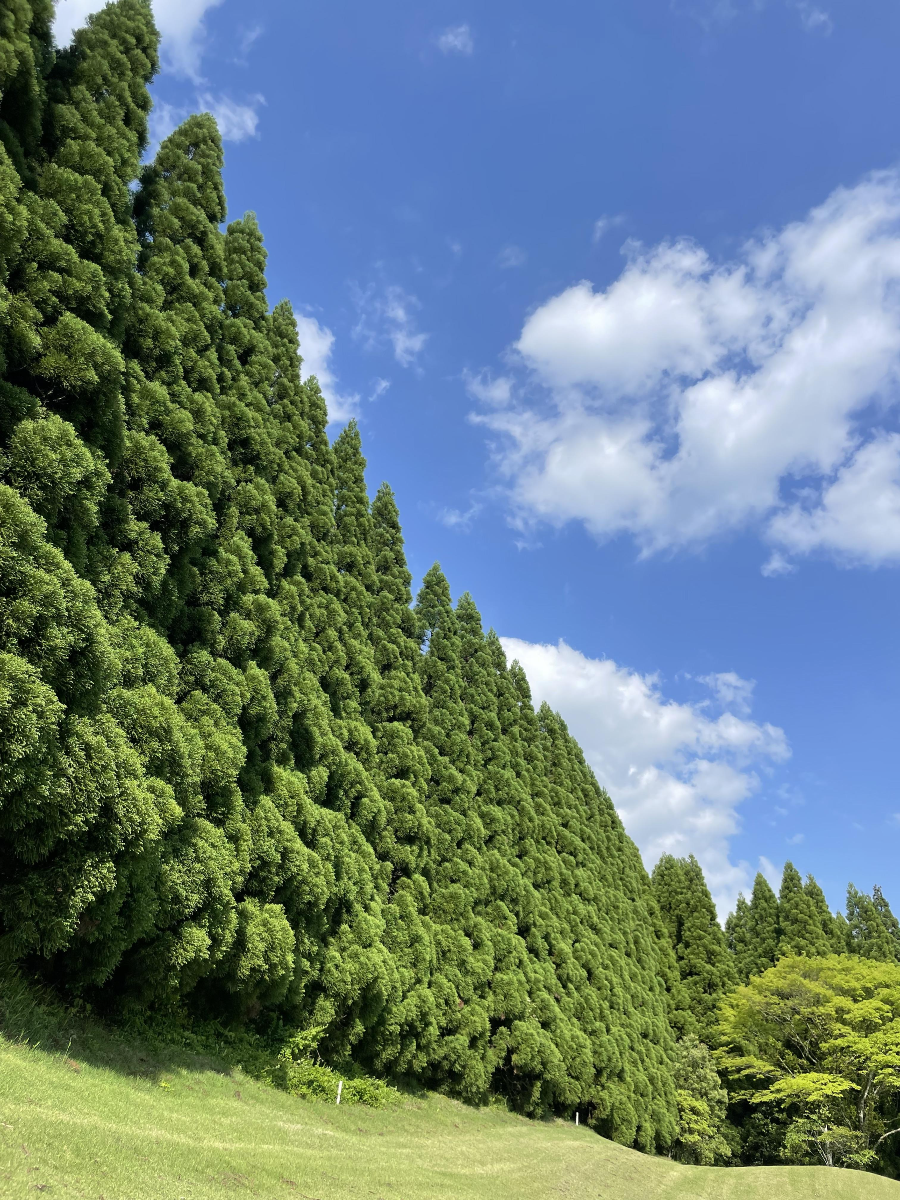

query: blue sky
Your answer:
[57,0,900,914]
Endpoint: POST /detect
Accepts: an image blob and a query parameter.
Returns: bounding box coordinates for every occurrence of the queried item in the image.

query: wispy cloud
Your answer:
[791,0,833,34]
[369,378,391,403]
[149,93,264,147]
[294,313,360,425]
[463,369,513,408]
[674,0,833,35]
[353,284,429,369]
[436,23,474,55]
[438,502,483,531]
[699,671,756,717]
[197,92,265,141]
[497,244,527,270]
[592,214,627,244]
[234,24,264,62]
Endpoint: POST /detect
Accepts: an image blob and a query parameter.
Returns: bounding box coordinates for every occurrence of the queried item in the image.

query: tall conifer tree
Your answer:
[873,885,900,959]
[846,884,899,962]
[652,855,737,1044]
[725,894,752,983]
[745,872,780,977]
[778,862,833,957]
[0,8,692,1144]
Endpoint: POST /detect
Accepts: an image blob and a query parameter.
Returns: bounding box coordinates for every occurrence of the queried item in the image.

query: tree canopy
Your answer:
[0,0,679,1150]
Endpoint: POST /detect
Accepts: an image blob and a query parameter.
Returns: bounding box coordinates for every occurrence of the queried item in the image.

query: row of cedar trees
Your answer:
[1,0,894,1158]
[652,856,900,1046]
[0,0,681,1150]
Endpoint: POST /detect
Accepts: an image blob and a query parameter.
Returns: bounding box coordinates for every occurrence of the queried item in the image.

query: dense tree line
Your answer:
[2,0,898,1171]
[0,0,681,1149]
[654,855,900,1173]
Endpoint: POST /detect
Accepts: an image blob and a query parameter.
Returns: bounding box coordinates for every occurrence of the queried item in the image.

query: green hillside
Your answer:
[1,1029,897,1200]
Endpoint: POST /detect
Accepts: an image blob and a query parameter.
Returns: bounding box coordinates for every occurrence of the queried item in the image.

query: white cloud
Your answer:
[791,0,833,34]
[294,313,360,426]
[475,170,900,571]
[592,214,626,244]
[761,550,796,577]
[438,501,482,530]
[501,637,789,913]
[463,369,513,408]
[54,0,225,80]
[699,670,755,716]
[149,93,263,148]
[676,0,832,35]
[148,100,189,148]
[497,244,527,269]
[767,434,900,566]
[197,92,264,141]
[235,23,263,61]
[353,284,429,369]
[436,23,474,55]
[758,855,781,890]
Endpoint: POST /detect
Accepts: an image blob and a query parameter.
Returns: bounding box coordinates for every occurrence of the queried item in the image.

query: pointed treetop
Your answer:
[334,420,374,564]
[873,885,900,958]
[414,562,454,646]
[224,213,268,327]
[371,483,413,607]
[847,884,899,963]
[779,862,833,958]
[48,0,158,214]
[652,854,737,1044]
[743,871,780,979]
[136,112,225,242]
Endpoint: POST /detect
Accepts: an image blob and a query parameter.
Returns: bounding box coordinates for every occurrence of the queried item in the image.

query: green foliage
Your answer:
[0,0,681,1153]
[778,863,837,958]
[651,854,737,1044]
[847,885,900,963]
[718,955,900,1171]
[670,1034,733,1165]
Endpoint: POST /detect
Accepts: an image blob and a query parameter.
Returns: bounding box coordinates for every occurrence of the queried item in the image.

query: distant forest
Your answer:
[1,0,899,1177]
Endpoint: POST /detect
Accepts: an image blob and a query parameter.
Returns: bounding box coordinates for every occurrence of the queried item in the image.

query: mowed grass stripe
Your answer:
[2,1038,898,1200]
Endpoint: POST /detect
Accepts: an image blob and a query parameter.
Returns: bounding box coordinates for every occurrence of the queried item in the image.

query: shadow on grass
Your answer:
[0,967,431,1111]
[0,968,261,1086]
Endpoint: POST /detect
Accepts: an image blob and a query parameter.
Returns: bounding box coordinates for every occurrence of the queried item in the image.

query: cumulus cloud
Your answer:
[436,23,474,55]
[353,284,429,369]
[55,0,226,79]
[475,170,900,571]
[295,313,360,425]
[501,637,789,913]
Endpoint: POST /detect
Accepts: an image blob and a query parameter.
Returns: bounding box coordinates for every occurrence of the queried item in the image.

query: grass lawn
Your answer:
[2,1029,899,1200]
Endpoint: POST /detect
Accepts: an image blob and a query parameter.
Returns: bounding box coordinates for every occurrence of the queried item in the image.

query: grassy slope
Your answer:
[2,1034,899,1200]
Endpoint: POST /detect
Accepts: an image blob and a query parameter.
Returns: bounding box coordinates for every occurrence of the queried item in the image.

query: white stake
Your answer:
[575,1112,579,1126]
[336,1080,343,1105]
